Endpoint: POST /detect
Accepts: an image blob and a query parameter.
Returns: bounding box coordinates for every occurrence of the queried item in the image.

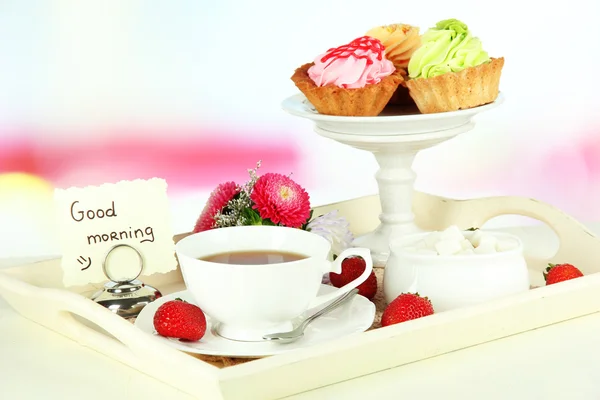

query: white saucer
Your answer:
[281,93,504,136]
[134,285,375,358]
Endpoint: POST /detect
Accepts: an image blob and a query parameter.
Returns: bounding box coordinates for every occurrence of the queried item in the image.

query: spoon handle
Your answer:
[297,288,359,332]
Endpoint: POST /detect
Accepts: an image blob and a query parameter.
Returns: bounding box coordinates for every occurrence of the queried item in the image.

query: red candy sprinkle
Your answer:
[320,36,385,66]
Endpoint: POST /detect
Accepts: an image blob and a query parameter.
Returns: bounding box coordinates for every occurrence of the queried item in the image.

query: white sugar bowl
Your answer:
[384,228,530,312]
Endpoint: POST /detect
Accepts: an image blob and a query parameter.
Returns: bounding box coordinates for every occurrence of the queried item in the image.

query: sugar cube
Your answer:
[440,225,465,242]
[434,239,463,256]
[414,240,428,249]
[458,249,475,255]
[460,238,474,250]
[423,232,442,248]
[469,230,484,247]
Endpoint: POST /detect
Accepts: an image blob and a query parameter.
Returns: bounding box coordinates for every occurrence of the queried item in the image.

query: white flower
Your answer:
[306,210,354,256]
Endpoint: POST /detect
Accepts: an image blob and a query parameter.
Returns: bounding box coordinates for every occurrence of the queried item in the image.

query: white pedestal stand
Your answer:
[283,94,503,266]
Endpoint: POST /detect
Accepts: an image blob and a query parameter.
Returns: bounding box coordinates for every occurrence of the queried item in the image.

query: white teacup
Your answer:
[176,226,373,342]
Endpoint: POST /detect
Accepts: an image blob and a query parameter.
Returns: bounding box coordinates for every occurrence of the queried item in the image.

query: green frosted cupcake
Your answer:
[406,19,504,114]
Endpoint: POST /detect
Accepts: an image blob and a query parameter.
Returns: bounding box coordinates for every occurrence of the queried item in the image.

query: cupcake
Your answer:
[291,36,404,116]
[406,19,504,114]
[365,23,421,71]
[365,23,421,106]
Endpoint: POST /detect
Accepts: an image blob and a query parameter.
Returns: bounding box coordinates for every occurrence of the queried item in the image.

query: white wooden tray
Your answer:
[1,191,600,400]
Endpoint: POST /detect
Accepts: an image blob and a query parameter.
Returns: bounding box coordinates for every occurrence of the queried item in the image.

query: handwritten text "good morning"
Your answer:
[70,201,155,245]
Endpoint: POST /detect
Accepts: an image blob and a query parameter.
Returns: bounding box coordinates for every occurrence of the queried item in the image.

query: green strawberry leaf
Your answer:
[543,263,558,282]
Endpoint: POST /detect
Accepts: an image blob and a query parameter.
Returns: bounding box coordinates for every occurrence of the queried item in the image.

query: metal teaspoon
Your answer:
[262,288,360,344]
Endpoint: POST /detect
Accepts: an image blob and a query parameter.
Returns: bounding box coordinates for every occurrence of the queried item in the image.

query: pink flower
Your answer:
[250,173,311,228]
[193,181,239,232]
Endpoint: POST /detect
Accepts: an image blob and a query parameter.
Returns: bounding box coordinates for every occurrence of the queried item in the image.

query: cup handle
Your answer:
[308,247,373,309]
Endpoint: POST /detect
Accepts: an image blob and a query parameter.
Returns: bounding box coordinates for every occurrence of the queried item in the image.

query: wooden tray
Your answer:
[1,191,600,400]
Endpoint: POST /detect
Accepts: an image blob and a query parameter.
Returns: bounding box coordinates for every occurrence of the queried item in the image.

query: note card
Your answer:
[54,178,177,287]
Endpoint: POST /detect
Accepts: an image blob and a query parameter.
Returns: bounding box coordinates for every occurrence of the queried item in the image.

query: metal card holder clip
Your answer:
[90,244,162,319]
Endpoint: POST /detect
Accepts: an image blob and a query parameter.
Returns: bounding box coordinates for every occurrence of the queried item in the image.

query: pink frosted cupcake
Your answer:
[291,36,404,116]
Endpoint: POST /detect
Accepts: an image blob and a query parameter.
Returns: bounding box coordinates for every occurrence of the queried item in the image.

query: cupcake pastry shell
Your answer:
[406,57,504,114]
[291,63,404,117]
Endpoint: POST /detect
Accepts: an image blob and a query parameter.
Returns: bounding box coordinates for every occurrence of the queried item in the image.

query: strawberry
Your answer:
[329,256,377,300]
[381,293,434,327]
[153,298,207,341]
[544,263,583,285]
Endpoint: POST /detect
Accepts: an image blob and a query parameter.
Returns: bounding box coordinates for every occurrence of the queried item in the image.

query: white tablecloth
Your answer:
[2,224,600,400]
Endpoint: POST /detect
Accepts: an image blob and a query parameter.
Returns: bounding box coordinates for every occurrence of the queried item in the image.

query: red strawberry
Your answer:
[153,298,207,341]
[329,256,377,300]
[381,293,434,327]
[544,263,583,285]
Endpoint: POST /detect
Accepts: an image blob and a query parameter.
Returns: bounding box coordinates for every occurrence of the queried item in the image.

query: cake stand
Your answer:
[282,93,504,266]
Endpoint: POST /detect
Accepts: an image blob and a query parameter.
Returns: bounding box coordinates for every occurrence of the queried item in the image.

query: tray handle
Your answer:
[0,272,223,399]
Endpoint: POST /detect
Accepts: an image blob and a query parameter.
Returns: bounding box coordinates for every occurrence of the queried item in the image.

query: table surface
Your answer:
[2,225,600,400]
